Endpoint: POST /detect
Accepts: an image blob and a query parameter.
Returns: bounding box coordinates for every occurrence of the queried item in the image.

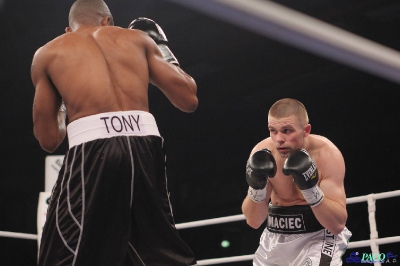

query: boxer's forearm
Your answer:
[34,110,66,153]
[312,197,347,235]
[242,196,269,229]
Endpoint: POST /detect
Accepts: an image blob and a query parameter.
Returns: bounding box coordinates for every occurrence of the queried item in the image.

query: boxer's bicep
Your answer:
[319,151,346,208]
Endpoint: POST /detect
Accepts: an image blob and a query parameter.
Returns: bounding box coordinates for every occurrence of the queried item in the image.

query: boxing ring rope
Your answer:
[0,231,37,240]
[1,189,400,265]
[166,0,400,85]
[178,190,400,265]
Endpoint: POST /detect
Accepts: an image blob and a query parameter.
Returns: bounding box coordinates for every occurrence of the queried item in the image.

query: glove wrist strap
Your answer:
[301,185,324,207]
[158,44,180,66]
[59,101,66,114]
[248,186,267,203]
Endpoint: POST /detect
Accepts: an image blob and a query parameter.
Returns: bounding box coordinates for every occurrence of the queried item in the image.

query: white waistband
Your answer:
[67,111,160,148]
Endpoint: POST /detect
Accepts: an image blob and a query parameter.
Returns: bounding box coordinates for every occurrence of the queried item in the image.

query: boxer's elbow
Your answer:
[246,218,263,229]
[38,138,58,153]
[331,210,348,235]
[242,209,265,229]
[242,200,267,229]
[174,76,198,112]
[180,96,198,113]
[328,222,346,235]
[171,94,198,113]
[324,216,347,235]
[34,129,58,153]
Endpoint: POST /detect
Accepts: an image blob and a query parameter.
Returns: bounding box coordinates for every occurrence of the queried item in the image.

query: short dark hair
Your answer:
[69,0,114,30]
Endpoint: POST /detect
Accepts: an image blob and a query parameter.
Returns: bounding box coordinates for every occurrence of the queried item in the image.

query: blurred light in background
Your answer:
[220,240,230,248]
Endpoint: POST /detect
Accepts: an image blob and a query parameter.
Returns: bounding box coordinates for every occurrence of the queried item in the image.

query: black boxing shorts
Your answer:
[38,111,197,266]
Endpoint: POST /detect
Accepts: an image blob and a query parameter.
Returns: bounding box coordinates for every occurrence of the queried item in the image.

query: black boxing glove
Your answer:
[129,17,180,66]
[283,149,324,207]
[246,149,277,202]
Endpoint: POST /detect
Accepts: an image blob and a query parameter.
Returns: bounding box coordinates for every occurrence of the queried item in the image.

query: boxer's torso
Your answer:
[259,134,335,206]
[39,26,150,123]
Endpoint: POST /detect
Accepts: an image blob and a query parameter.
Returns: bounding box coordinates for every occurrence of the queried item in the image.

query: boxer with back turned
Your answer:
[31,0,198,265]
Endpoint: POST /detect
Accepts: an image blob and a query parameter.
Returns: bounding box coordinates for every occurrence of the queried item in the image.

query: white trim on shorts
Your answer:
[67,111,161,148]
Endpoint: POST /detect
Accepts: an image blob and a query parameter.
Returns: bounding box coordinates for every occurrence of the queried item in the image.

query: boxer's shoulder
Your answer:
[252,138,273,151]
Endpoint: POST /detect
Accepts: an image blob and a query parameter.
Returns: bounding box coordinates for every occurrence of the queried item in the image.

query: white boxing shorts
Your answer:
[253,205,352,266]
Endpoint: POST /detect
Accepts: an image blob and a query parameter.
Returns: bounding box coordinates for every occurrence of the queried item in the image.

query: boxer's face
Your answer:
[268,115,310,158]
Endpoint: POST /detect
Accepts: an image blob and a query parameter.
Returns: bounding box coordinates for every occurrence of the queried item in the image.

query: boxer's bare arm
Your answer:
[141,31,198,113]
[242,140,273,228]
[312,147,347,234]
[242,181,272,229]
[31,46,66,153]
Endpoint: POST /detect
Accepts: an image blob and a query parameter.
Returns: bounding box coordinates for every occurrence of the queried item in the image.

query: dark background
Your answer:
[1,0,400,265]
